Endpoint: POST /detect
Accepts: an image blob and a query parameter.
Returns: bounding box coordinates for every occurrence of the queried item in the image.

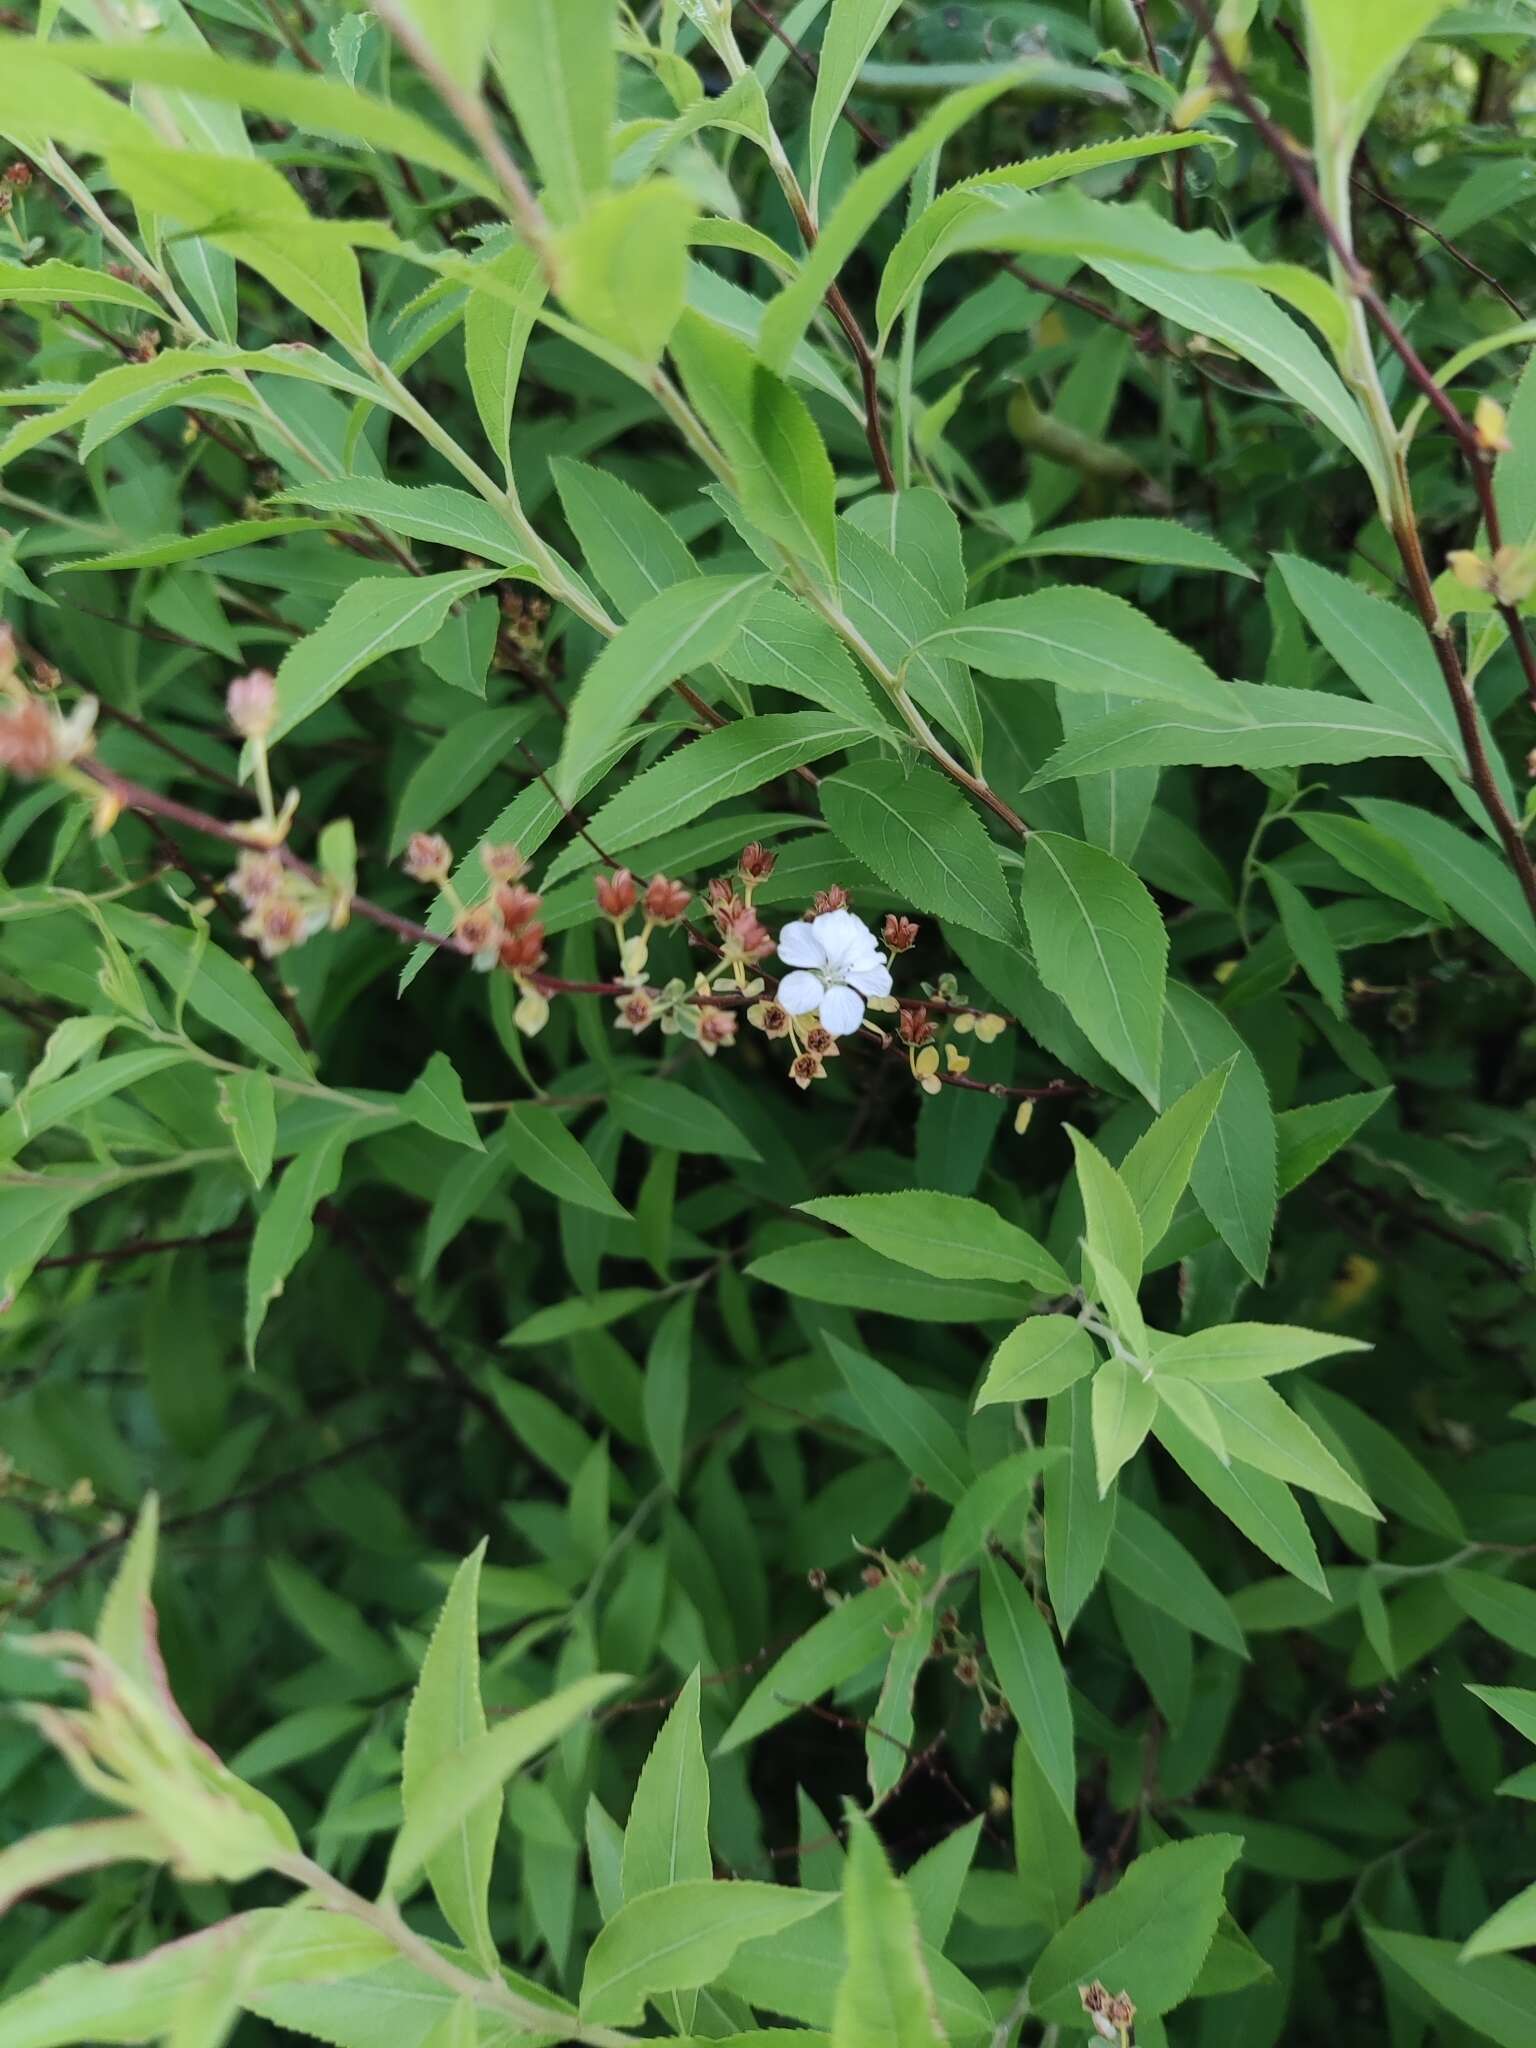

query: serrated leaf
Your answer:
[975,1316,1098,1409]
[1161,984,1276,1281]
[832,1809,948,2048]
[581,1883,833,2026]
[244,1126,354,1365]
[1118,1064,1231,1253]
[830,1334,975,1504]
[502,1104,630,1220]
[559,180,696,364]
[1091,1356,1156,1495]
[718,1581,906,1753]
[489,0,614,223]
[1365,1927,1536,2047]
[1154,1323,1370,1384]
[404,1052,483,1152]
[798,1191,1067,1291]
[1044,1379,1116,1636]
[218,1070,277,1189]
[1351,797,1536,983]
[1153,1404,1327,1592]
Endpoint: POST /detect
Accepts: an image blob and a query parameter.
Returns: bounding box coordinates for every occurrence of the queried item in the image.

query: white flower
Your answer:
[775,908,893,1037]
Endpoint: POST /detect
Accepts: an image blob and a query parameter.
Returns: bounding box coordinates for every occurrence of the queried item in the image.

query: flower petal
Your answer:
[818,984,866,1037]
[777,920,826,969]
[810,907,865,968]
[848,961,893,999]
[777,969,825,1016]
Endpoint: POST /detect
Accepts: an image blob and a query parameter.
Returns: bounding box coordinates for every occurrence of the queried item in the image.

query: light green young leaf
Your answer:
[244,1125,354,1364]
[866,1617,928,1810]
[274,480,532,567]
[1027,1835,1243,2023]
[386,1673,625,1898]
[1091,1356,1156,1496]
[1351,797,1536,983]
[218,1071,277,1189]
[1044,1379,1117,1637]
[623,1668,711,1900]
[556,572,767,798]
[269,571,499,744]
[464,238,545,483]
[798,1191,1068,1291]
[718,1580,906,1753]
[928,586,1236,718]
[718,589,892,732]
[1066,1126,1146,1299]
[1155,1323,1370,1385]
[490,0,615,223]
[1153,1405,1327,1592]
[974,1317,1097,1409]
[0,1816,165,1920]
[0,256,161,316]
[400,1543,495,1966]
[831,1809,947,2048]
[1021,835,1167,1104]
[748,1238,1033,1320]
[404,1052,483,1152]
[1194,1380,1380,1518]
[1118,1064,1231,1254]
[830,1335,975,1504]
[1365,1927,1536,2048]
[1304,0,1458,157]
[580,1882,833,2026]
[981,1553,1075,1819]
[95,1495,160,1688]
[0,1048,184,1162]
[940,1452,1059,1575]
[1445,1568,1536,1660]
[836,518,980,763]
[399,0,493,90]
[1463,1883,1536,1965]
[821,760,1017,943]
[558,179,696,363]
[808,0,903,212]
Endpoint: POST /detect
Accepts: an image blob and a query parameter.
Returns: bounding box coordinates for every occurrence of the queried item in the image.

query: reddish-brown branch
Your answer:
[35,1225,252,1272]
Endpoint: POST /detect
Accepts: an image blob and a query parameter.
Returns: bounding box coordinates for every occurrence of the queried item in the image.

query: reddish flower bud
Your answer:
[495,883,542,929]
[403,832,452,883]
[242,894,306,958]
[721,907,772,965]
[4,161,33,189]
[811,885,850,915]
[706,876,744,924]
[595,867,638,918]
[861,1564,886,1589]
[697,1006,738,1055]
[499,921,547,972]
[739,840,776,882]
[229,849,285,906]
[481,841,528,884]
[0,698,60,780]
[131,328,160,363]
[644,873,691,925]
[224,668,276,739]
[452,903,504,956]
[883,913,920,953]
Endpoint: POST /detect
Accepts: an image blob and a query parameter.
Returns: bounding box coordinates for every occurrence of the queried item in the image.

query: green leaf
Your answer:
[580,1882,833,2026]
[1028,681,1457,785]
[1021,834,1167,1103]
[1012,1734,1083,1936]
[1107,1498,1247,1657]
[1469,1684,1536,1743]
[390,705,536,857]
[671,312,839,580]
[1463,1882,1536,1964]
[556,572,767,798]
[269,571,498,744]
[821,760,1017,943]
[1161,984,1276,1282]
[1296,1383,1463,1540]
[1027,1835,1243,2024]
[503,1289,653,1347]
[798,1192,1067,1291]
[939,1450,1059,1575]
[719,1580,906,1753]
[1155,1322,1370,1384]
[400,1543,495,1966]
[981,1553,1075,1818]
[1009,515,1254,578]
[1153,1405,1327,1593]
[1044,1379,1117,1636]
[623,1668,711,1898]
[0,1816,165,1919]
[1067,1125,1146,1301]
[464,239,545,484]
[584,713,865,854]
[721,1911,991,2039]
[837,519,981,763]
[974,1317,1097,1408]
[501,1105,630,1220]
[643,1294,693,1496]
[404,1052,483,1153]
[831,1809,947,2048]
[1303,0,1460,157]
[930,587,1236,717]
[1277,1088,1392,1194]
[718,590,889,735]
[1446,1568,1536,1659]
[1119,1064,1232,1254]
[274,480,532,568]
[1191,1380,1380,1518]
[1091,1357,1156,1495]
[1365,1927,1536,2048]
[0,256,161,317]
[747,1238,1033,1321]
[1293,813,1448,920]
[490,0,614,223]
[1267,868,1345,1018]
[244,1126,353,1364]
[558,180,696,364]
[830,1334,976,1503]
[807,0,902,208]
[386,1674,625,1899]
[218,1070,278,1189]
[0,1048,184,1162]
[551,454,698,618]
[1351,798,1536,983]
[611,1075,760,1162]
[843,488,967,615]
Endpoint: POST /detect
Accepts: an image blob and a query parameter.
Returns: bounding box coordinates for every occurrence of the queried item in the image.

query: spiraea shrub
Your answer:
[3,1,1536,2043]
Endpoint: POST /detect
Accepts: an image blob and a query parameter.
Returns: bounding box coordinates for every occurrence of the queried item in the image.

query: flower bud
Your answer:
[0,697,62,780]
[595,867,638,919]
[495,883,542,929]
[721,907,772,965]
[4,161,33,189]
[1447,549,1491,593]
[739,841,776,882]
[615,990,656,1034]
[452,902,504,958]
[1475,394,1513,455]
[882,913,919,952]
[644,873,691,925]
[498,921,547,972]
[811,885,850,915]
[224,669,277,739]
[697,1007,737,1055]
[403,831,452,883]
[897,1004,934,1046]
[481,841,528,884]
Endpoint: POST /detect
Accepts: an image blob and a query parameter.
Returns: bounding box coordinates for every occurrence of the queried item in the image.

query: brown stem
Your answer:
[34,1225,252,1272]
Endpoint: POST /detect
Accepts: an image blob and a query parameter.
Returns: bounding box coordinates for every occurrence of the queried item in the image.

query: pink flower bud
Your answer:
[403,832,452,883]
[225,669,277,739]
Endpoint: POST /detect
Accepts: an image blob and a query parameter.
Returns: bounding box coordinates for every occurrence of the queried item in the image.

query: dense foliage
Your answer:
[3,1,1536,2043]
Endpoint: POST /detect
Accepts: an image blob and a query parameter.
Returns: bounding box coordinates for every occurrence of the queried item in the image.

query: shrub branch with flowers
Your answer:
[3,5,1536,2048]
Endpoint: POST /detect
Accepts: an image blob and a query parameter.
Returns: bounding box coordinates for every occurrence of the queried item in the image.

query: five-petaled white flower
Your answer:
[776,908,892,1037]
